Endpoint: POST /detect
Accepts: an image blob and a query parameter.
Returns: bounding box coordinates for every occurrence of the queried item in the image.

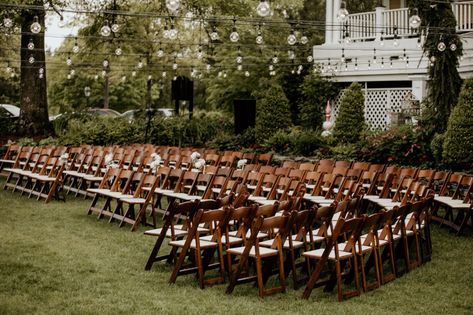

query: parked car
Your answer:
[86,107,121,117]
[0,104,20,118]
[121,108,174,122]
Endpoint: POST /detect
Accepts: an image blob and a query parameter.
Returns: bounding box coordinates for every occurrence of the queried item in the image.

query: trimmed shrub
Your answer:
[442,78,473,168]
[332,82,366,144]
[253,79,292,143]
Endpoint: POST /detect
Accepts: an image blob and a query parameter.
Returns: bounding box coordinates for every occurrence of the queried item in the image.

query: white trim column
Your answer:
[333,0,341,44]
[325,0,334,44]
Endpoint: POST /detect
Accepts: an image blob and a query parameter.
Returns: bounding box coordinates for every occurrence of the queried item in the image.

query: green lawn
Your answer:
[0,186,472,315]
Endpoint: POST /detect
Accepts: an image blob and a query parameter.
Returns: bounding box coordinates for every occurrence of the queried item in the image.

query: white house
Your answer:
[315,0,473,130]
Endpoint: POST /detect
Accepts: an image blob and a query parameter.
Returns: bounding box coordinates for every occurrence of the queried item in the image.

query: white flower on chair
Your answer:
[59,153,69,163]
[104,152,113,165]
[237,159,248,169]
[190,151,201,163]
[193,158,206,171]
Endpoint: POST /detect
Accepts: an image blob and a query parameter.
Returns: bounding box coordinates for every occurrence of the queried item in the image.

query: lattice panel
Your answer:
[331,88,412,131]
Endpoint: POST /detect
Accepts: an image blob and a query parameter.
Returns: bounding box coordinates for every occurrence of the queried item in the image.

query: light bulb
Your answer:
[3,17,13,28]
[237,64,242,71]
[39,67,44,74]
[236,56,243,64]
[162,71,167,78]
[230,29,240,43]
[245,71,250,77]
[157,48,164,57]
[30,16,41,34]
[197,51,203,59]
[256,1,271,17]
[450,43,457,51]
[58,16,66,28]
[137,60,143,69]
[168,25,178,40]
[67,74,72,80]
[206,64,211,71]
[100,20,111,37]
[338,7,349,22]
[287,31,297,45]
[103,59,109,68]
[94,74,99,80]
[269,64,274,71]
[131,71,136,77]
[148,75,152,80]
[409,9,421,29]
[111,23,119,33]
[223,72,227,78]
[72,43,79,54]
[437,41,446,52]
[173,63,178,70]
[27,39,35,50]
[272,56,278,64]
[39,73,43,79]
[66,56,72,66]
[115,47,122,56]
[300,35,309,45]
[430,56,436,63]
[166,0,180,12]
[210,28,219,41]
[288,50,295,59]
[70,69,75,75]
[28,55,35,64]
[122,76,126,82]
[256,32,263,45]
[101,70,107,77]
[307,55,313,62]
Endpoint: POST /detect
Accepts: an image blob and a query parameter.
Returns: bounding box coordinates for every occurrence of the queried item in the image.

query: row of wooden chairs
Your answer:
[2,146,67,203]
[143,191,432,300]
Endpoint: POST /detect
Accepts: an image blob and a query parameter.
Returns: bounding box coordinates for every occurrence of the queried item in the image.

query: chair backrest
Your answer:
[282,160,299,169]
[255,203,279,218]
[299,162,316,172]
[333,217,364,252]
[351,161,370,171]
[256,153,273,165]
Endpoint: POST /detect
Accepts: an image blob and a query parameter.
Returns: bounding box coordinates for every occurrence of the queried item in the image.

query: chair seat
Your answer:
[119,197,146,204]
[144,227,188,238]
[227,246,279,258]
[303,245,354,260]
[169,239,217,249]
[228,230,267,239]
[82,175,103,182]
[200,235,243,245]
[260,238,304,249]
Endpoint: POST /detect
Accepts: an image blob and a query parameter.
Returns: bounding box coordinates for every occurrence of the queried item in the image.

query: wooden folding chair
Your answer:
[169,207,231,288]
[144,200,199,270]
[302,216,364,301]
[226,213,293,297]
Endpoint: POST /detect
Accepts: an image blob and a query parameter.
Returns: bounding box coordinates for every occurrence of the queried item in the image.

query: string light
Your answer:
[166,0,180,12]
[72,38,79,53]
[115,46,122,56]
[100,20,111,37]
[30,16,41,34]
[409,8,421,29]
[287,27,297,45]
[3,17,13,28]
[256,0,271,17]
[66,55,72,66]
[102,59,109,68]
[210,25,219,41]
[244,70,250,77]
[300,33,309,45]
[28,55,35,64]
[111,22,119,33]
[256,28,263,45]
[27,38,34,50]
[373,48,377,64]
[338,1,349,22]
[229,19,240,43]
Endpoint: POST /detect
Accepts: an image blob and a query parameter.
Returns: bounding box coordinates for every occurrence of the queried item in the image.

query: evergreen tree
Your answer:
[253,78,292,143]
[332,82,365,144]
[442,78,473,167]
[414,0,463,132]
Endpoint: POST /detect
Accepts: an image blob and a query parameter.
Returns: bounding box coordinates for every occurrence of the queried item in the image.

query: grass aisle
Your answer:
[0,187,472,315]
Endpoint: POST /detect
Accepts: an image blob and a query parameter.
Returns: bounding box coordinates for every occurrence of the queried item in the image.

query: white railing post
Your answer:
[375,5,386,41]
[333,0,342,43]
[325,0,334,44]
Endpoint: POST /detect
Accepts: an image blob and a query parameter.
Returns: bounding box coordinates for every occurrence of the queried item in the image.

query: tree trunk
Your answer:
[103,70,110,109]
[18,6,53,137]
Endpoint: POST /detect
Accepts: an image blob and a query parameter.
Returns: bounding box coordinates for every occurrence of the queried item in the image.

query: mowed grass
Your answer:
[0,185,472,315]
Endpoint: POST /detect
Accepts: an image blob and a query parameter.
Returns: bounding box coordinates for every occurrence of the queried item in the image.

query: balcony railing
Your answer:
[338,1,473,43]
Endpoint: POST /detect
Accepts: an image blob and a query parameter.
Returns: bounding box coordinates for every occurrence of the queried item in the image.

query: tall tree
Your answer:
[415,0,463,132]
